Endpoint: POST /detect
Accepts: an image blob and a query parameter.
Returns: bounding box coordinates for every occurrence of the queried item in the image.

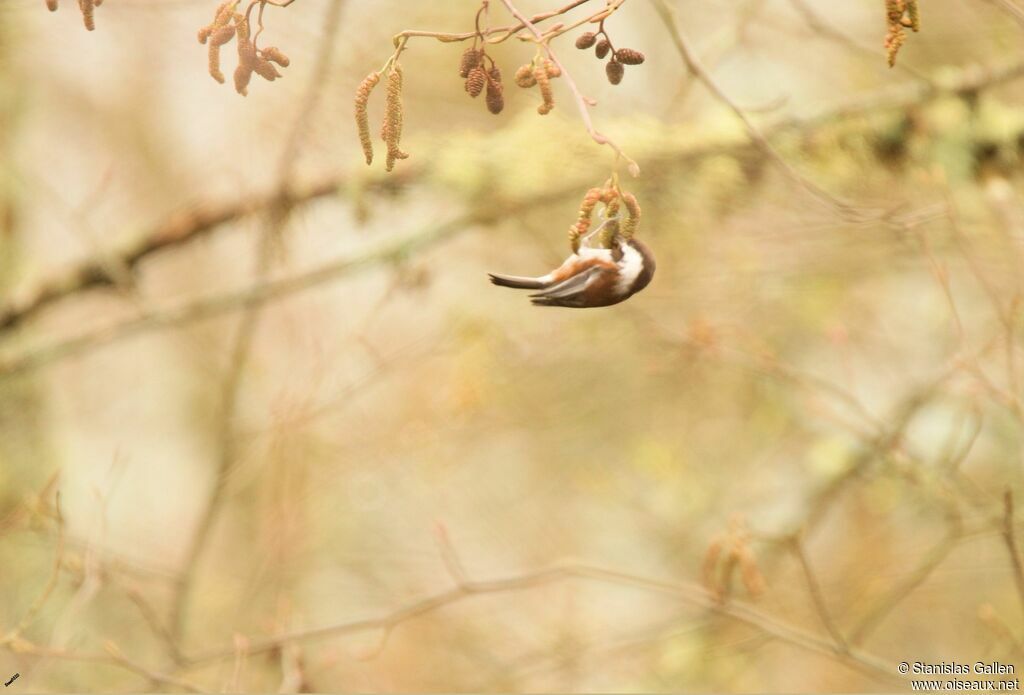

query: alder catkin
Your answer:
[514,64,536,88]
[595,39,611,59]
[544,57,561,78]
[575,32,597,49]
[210,24,235,46]
[605,59,624,85]
[209,43,225,83]
[568,188,604,251]
[79,0,95,30]
[906,0,920,31]
[261,46,290,67]
[885,0,907,67]
[254,59,281,81]
[233,16,256,95]
[615,48,645,65]
[621,192,641,239]
[736,545,766,597]
[535,62,554,115]
[465,66,486,97]
[354,71,380,165]
[382,64,409,172]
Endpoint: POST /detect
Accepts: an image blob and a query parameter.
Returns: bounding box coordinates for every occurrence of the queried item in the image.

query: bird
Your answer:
[489,227,655,308]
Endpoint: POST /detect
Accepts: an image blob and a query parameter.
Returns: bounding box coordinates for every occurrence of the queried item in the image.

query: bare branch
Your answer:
[1001,490,1024,623]
[497,0,639,175]
[180,560,906,687]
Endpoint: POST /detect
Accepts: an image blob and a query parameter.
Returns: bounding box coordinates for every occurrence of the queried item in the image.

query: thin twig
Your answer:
[0,489,64,647]
[498,0,640,175]
[983,0,1024,29]
[651,0,858,217]
[790,535,848,652]
[1001,490,1024,623]
[179,560,905,686]
[849,511,963,645]
[168,0,349,646]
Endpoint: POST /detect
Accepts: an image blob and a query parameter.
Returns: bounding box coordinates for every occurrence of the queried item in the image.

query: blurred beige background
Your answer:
[1,0,1024,691]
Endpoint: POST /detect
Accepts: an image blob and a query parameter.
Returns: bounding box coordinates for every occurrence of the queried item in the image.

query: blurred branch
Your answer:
[5,640,206,693]
[1001,491,1024,622]
[848,507,964,645]
[3,58,1024,377]
[0,490,64,648]
[169,0,349,647]
[181,560,906,687]
[982,0,1024,28]
[0,169,420,336]
[651,0,855,217]
[391,0,597,45]
[790,535,848,652]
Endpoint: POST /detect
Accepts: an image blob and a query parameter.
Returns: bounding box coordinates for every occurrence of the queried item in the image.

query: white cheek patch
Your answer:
[577,247,614,262]
[615,243,643,295]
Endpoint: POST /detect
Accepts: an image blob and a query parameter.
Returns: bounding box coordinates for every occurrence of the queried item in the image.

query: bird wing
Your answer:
[529,263,615,307]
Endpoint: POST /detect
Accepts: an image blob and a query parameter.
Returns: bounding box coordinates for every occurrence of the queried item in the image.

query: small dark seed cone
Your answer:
[459,47,483,78]
[606,59,624,85]
[575,32,597,49]
[485,66,504,114]
[465,66,486,97]
[616,48,645,65]
[595,39,611,59]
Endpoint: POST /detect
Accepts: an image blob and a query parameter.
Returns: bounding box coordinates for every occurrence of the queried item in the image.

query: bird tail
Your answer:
[488,273,547,290]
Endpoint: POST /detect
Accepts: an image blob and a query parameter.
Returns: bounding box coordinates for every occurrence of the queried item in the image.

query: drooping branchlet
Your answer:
[354,71,381,166]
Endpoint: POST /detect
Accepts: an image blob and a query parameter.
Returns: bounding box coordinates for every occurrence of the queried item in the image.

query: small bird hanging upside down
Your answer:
[489,231,655,308]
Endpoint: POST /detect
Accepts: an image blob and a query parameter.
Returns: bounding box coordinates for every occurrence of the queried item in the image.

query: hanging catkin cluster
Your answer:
[458,46,505,115]
[701,518,766,603]
[574,22,645,85]
[354,63,410,172]
[513,56,561,115]
[198,1,290,95]
[884,0,920,67]
[567,184,642,253]
[45,0,104,31]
